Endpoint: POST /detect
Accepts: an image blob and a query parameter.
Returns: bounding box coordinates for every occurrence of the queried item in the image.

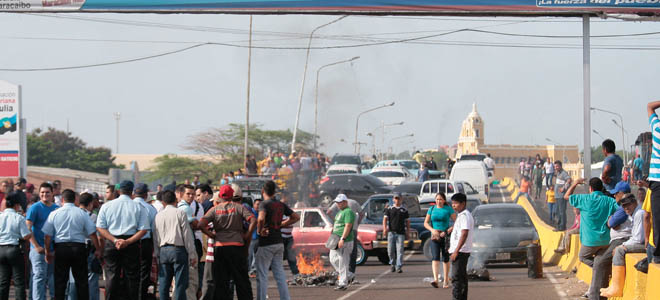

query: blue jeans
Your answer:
[548,202,556,223]
[158,246,189,300]
[248,238,258,273]
[387,232,405,269]
[65,252,100,300]
[29,249,54,300]
[648,244,660,264]
[545,173,554,188]
[556,197,567,231]
[255,243,289,300]
[282,237,299,275]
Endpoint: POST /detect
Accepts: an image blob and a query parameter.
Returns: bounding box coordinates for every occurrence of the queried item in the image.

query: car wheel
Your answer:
[423,238,433,261]
[356,243,367,265]
[320,194,333,207]
[377,251,390,265]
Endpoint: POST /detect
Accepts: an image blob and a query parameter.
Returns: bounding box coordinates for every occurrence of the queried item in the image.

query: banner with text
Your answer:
[0,80,20,178]
[1,0,660,14]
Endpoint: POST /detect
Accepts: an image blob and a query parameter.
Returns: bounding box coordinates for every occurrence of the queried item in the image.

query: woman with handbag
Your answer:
[423,192,456,289]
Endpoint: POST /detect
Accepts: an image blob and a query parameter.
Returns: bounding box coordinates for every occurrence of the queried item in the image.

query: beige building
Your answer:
[455,104,581,180]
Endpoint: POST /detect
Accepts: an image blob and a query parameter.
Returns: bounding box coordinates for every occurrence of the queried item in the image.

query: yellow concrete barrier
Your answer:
[648,263,660,300]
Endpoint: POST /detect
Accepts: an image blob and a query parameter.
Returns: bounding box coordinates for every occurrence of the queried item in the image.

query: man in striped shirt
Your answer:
[647,101,660,260]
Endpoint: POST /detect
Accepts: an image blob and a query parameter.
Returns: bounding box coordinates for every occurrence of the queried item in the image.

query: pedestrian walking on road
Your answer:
[564,177,618,300]
[543,157,555,189]
[42,189,101,300]
[449,193,474,300]
[546,185,556,224]
[423,192,456,289]
[532,163,544,200]
[0,192,32,300]
[329,194,355,291]
[153,190,197,300]
[255,181,299,300]
[383,193,410,273]
[554,161,572,231]
[96,180,150,300]
[26,182,59,300]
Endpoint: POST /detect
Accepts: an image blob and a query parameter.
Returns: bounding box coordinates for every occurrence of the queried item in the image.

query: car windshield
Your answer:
[464,182,478,194]
[474,208,533,228]
[367,198,389,220]
[362,175,387,187]
[332,156,360,165]
[399,161,420,169]
[459,154,486,161]
[371,171,405,178]
[327,169,358,175]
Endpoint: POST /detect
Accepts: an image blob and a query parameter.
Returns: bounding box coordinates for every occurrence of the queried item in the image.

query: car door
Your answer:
[299,210,331,253]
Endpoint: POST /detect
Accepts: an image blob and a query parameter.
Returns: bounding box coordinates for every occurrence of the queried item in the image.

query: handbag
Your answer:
[325,233,341,250]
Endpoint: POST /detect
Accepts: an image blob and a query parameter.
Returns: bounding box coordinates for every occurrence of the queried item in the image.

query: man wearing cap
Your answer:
[26,182,59,300]
[329,194,355,291]
[153,190,197,300]
[0,191,32,300]
[96,180,150,300]
[383,193,410,273]
[133,183,158,300]
[255,181,299,300]
[327,194,364,280]
[601,193,646,297]
[565,178,619,300]
[198,185,256,300]
[42,189,101,300]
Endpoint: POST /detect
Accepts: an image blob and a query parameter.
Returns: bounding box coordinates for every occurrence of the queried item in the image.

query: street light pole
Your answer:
[244,15,253,169]
[590,106,626,165]
[354,102,395,153]
[389,133,414,157]
[113,112,121,154]
[592,129,605,140]
[612,119,629,164]
[314,56,360,151]
[291,15,348,154]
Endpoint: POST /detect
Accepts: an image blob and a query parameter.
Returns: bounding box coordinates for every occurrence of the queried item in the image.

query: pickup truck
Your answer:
[291,207,420,265]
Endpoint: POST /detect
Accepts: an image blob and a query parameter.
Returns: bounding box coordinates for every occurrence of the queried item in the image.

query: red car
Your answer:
[291,207,420,265]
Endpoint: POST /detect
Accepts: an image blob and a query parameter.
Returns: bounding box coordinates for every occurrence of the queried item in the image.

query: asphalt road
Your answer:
[257,184,574,300]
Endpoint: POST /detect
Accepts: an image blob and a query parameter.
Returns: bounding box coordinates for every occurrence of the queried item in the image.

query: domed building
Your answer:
[454,103,581,180]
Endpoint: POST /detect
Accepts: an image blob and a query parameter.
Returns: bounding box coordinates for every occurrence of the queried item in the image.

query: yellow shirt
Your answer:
[643,189,655,247]
[546,190,555,203]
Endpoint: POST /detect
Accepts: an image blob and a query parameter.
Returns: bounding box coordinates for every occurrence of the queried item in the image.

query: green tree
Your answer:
[27,128,123,174]
[143,154,238,183]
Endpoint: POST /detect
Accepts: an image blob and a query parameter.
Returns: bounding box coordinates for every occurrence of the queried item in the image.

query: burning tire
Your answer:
[356,243,367,265]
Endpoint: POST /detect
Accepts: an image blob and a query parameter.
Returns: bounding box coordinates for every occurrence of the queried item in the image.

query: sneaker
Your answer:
[397,268,402,273]
[334,285,347,291]
[391,266,396,272]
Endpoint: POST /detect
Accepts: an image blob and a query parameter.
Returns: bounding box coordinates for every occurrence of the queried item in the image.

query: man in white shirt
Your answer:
[449,193,473,300]
[483,154,495,173]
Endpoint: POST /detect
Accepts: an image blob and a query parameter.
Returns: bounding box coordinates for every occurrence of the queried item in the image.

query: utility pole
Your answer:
[113,112,121,154]
[245,15,253,169]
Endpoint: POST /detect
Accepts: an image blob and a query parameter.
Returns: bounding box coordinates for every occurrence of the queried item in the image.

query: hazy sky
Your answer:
[0,13,656,157]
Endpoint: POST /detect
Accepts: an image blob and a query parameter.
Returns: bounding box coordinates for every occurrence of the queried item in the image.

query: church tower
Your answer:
[455,103,484,158]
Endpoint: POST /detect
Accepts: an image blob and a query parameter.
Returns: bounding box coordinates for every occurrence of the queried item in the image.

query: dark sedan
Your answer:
[469,204,539,267]
[318,174,393,206]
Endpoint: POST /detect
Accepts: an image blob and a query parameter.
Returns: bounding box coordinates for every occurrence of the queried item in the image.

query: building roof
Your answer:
[27,166,109,182]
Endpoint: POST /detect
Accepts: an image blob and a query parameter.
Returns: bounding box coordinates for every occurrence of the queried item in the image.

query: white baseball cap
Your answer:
[333,194,348,203]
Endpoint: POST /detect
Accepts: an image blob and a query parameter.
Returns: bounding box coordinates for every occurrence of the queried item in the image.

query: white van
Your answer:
[419,179,485,203]
[449,160,490,202]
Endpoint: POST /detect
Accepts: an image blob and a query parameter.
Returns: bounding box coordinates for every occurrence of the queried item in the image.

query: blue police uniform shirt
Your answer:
[41,203,96,244]
[26,201,60,249]
[134,197,157,239]
[97,194,150,236]
[0,208,31,245]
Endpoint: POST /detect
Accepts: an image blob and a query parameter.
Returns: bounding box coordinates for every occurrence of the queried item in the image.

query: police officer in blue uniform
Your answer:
[0,191,32,300]
[96,180,149,300]
[42,189,100,300]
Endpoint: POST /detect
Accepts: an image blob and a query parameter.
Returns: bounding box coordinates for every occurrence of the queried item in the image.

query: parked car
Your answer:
[291,207,420,265]
[326,164,360,176]
[318,174,393,206]
[331,153,362,166]
[374,159,444,178]
[469,204,539,267]
[419,179,485,203]
[368,166,415,186]
[449,160,491,202]
[360,193,426,264]
[391,182,423,196]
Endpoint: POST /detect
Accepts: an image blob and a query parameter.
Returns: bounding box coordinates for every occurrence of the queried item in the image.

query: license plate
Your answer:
[495,252,511,260]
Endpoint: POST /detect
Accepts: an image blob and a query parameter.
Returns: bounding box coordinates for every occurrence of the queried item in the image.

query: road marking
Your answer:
[336,252,415,300]
[545,271,568,300]
[499,185,508,203]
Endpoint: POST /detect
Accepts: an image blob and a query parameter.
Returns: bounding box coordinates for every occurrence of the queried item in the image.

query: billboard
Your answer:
[1,0,660,14]
[0,80,21,178]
